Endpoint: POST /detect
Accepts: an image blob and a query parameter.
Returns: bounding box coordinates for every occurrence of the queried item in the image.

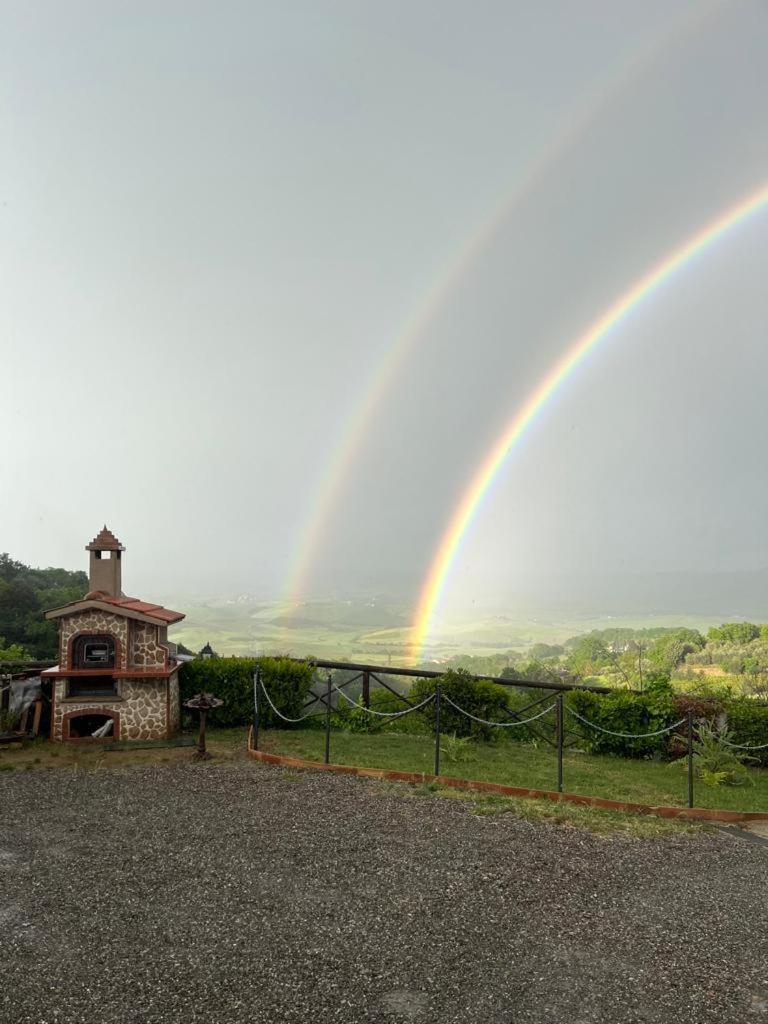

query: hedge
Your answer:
[179,656,314,729]
[411,669,521,741]
[179,657,768,764]
[566,688,768,762]
[724,700,768,766]
[565,688,676,759]
[331,687,426,734]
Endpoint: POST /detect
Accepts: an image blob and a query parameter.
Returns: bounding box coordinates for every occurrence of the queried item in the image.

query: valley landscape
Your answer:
[172,595,722,666]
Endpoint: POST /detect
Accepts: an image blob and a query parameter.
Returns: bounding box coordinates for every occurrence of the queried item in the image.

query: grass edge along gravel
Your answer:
[0,730,706,838]
[371,779,706,838]
[261,727,768,813]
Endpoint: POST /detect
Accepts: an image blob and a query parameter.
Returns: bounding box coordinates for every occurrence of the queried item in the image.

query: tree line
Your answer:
[0,554,87,660]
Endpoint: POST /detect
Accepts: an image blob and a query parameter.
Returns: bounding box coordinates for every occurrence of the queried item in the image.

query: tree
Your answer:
[567,635,618,678]
[649,629,706,671]
[0,554,87,659]
[528,643,564,660]
[707,623,760,645]
[0,637,27,661]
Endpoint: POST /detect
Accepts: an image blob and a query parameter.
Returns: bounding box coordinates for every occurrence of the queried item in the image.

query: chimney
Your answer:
[85,526,125,597]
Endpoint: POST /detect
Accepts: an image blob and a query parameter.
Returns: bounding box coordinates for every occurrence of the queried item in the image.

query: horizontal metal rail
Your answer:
[303,658,613,694]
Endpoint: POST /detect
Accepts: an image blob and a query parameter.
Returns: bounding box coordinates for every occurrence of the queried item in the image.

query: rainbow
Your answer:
[282,1,722,610]
[409,181,768,663]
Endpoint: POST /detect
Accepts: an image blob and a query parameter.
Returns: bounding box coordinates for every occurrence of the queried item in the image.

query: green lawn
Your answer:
[261,727,768,813]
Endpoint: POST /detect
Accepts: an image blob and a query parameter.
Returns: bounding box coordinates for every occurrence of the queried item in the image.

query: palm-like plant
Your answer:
[672,719,757,787]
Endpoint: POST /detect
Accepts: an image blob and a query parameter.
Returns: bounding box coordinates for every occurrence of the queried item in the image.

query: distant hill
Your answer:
[0,554,87,659]
[270,601,407,631]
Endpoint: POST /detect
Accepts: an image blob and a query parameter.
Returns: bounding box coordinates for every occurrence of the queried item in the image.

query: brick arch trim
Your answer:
[66,631,124,671]
[62,707,121,741]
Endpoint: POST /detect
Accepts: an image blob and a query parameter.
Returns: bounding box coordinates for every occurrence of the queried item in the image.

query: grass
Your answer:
[0,726,734,838]
[0,729,248,772]
[373,782,703,838]
[261,727,768,813]
[2,723,762,835]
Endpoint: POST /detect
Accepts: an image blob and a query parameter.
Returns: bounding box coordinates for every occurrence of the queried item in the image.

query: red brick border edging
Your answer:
[246,731,768,824]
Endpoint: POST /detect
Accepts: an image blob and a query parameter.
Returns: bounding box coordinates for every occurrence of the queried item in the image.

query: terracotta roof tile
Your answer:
[86,525,125,552]
[103,595,185,624]
[62,591,185,625]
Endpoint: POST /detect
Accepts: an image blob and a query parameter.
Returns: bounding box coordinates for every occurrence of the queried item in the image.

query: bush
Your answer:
[565,685,768,766]
[565,688,676,759]
[411,669,517,741]
[724,700,768,767]
[179,656,314,729]
[331,687,420,734]
[667,695,724,758]
[671,720,756,787]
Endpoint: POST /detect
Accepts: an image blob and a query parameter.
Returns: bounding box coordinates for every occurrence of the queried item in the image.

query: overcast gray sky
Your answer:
[2,0,767,611]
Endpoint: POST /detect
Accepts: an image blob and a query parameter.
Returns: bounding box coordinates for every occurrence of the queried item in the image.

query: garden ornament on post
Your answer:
[183,692,224,760]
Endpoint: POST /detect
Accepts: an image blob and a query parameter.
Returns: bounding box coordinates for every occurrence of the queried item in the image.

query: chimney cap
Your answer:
[86,525,125,552]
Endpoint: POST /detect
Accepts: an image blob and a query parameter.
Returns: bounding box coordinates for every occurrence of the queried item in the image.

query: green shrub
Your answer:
[331,689,386,732]
[440,733,475,763]
[565,688,675,758]
[724,700,768,766]
[667,695,724,757]
[179,656,314,729]
[411,669,517,741]
[671,720,756,787]
[331,686,424,734]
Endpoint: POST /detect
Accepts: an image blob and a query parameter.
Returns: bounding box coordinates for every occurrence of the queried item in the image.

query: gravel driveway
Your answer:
[1,762,767,1024]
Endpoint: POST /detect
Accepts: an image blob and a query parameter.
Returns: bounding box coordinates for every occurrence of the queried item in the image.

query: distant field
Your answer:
[171,597,723,666]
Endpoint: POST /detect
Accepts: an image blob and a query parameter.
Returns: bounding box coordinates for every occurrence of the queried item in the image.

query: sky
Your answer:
[2,0,767,613]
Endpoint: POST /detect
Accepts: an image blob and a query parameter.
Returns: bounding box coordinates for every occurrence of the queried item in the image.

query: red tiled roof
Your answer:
[81,591,185,624]
[86,525,125,552]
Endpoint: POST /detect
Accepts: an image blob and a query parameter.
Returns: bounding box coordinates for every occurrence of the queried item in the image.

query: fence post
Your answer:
[324,672,332,765]
[556,692,564,793]
[362,669,371,709]
[687,709,694,809]
[434,683,442,777]
[252,667,260,751]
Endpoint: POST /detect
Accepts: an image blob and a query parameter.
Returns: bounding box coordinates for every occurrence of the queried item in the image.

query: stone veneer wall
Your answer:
[52,677,170,741]
[130,621,167,669]
[169,672,181,733]
[59,610,128,669]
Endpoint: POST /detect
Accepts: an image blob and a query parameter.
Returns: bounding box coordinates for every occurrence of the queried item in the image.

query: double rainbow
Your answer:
[282,1,722,609]
[409,181,768,662]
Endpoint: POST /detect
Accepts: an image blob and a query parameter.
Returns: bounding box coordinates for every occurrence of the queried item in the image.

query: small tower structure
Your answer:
[85,525,125,597]
[42,528,185,742]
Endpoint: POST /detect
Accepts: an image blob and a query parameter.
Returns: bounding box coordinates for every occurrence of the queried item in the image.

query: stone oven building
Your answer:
[42,527,185,742]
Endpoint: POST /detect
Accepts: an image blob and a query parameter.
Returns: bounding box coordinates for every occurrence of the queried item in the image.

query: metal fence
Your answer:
[293,658,613,752]
[252,659,768,811]
[251,666,738,810]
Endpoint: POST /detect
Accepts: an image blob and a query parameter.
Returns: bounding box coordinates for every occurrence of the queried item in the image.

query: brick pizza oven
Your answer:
[42,527,185,742]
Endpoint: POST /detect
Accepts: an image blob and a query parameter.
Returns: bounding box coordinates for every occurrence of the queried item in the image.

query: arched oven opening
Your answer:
[63,709,120,740]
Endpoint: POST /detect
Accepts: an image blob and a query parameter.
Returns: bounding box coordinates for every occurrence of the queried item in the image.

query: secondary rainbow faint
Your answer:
[281,0,722,613]
[408,181,768,663]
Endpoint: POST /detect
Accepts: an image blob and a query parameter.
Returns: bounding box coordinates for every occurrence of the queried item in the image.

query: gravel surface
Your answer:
[1,762,767,1024]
